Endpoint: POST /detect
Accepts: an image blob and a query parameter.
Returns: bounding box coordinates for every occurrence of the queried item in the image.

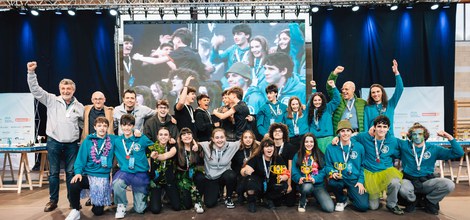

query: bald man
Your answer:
[326,66,367,133]
[80,91,114,142]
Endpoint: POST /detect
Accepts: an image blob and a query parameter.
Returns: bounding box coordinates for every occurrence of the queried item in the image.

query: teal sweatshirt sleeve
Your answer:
[74,140,89,175]
[326,87,341,112]
[291,153,302,184]
[436,139,465,160]
[388,74,404,108]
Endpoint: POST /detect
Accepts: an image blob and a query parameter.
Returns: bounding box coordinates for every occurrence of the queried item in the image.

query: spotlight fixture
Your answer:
[109,8,118,16]
[327,5,334,11]
[204,7,209,18]
[95,9,103,15]
[265,6,269,17]
[443,3,450,9]
[406,3,413,10]
[311,6,319,13]
[390,5,398,11]
[280,5,285,16]
[173,8,178,17]
[67,8,76,16]
[294,5,300,17]
[19,8,27,15]
[219,6,224,18]
[30,8,39,16]
[234,6,239,17]
[55,9,62,15]
[430,4,439,10]
[352,5,360,12]
[251,6,255,17]
[159,7,164,19]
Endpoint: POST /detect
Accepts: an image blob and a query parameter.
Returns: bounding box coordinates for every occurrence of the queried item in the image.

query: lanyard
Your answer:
[269,103,281,117]
[235,48,248,63]
[346,99,355,112]
[262,155,272,180]
[313,109,319,126]
[374,138,385,162]
[198,107,212,124]
[123,56,131,73]
[184,149,191,171]
[122,139,135,157]
[252,58,263,76]
[278,143,284,155]
[291,112,299,127]
[184,104,195,123]
[412,143,426,171]
[340,142,352,163]
[243,148,251,161]
[162,145,168,169]
[95,139,106,155]
[376,104,386,115]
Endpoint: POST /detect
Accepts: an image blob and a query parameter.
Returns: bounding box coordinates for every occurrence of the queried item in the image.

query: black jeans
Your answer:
[149,181,181,214]
[69,175,105,216]
[203,170,237,208]
[180,171,205,210]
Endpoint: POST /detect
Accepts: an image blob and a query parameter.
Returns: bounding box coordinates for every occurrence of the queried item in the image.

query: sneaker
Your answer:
[248,202,256,213]
[298,204,306,212]
[265,199,275,210]
[225,197,235,209]
[194,202,204,214]
[115,204,126,219]
[44,200,58,212]
[335,202,348,212]
[387,205,404,215]
[424,199,439,215]
[238,195,246,205]
[404,201,416,213]
[65,209,80,220]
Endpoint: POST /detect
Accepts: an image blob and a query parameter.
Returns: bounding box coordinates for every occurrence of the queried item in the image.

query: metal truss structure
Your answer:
[0,0,462,15]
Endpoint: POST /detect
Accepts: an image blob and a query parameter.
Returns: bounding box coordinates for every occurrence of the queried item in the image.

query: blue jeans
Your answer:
[299,182,334,212]
[329,178,369,212]
[47,138,78,202]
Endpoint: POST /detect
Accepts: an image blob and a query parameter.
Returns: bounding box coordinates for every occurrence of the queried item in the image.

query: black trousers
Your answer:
[69,175,105,216]
[203,170,237,208]
[244,175,287,203]
[180,171,205,210]
[149,180,181,214]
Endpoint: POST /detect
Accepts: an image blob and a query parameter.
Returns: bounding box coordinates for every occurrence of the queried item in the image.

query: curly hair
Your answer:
[407,122,430,142]
[268,123,289,143]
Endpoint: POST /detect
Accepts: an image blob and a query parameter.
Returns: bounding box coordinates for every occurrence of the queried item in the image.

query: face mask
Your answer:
[411,129,425,145]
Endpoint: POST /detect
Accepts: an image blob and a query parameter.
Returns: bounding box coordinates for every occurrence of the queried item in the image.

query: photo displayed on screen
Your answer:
[122,21,306,114]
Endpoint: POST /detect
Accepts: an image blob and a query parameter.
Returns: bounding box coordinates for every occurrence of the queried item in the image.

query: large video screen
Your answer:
[122,21,306,114]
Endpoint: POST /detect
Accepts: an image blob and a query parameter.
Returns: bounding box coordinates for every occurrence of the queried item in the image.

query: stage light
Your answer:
[443,3,450,9]
[109,8,118,16]
[430,4,439,10]
[295,5,300,17]
[219,7,224,18]
[265,6,269,17]
[251,6,256,17]
[95,9,103,15]
[67,9,76,16]
[327,5,334,11]
[311,6,319,13]
[19,8,27,15]
[173,8,178,17]
[30,9,39,16]
[55,9,62,15]
[234,6,239,17]
[406,3,413,10]
[352,5,360,12]
[159,7,164,19]
[390,5,398,11]
[204,7,209,18]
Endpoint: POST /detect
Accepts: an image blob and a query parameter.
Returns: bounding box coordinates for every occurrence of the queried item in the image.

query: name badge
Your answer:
[100,156,108,168]
[263,181,268,192]
[270,118,275,125]
[154,170,160,180]
[189,167,194,179]
[294,126,300,135]
[128,157,135,170]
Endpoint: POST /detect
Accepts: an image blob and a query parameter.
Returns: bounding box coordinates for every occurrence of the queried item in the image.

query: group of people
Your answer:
[26,54,463,220]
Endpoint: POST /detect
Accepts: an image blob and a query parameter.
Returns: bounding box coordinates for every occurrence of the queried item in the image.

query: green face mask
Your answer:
[411,129,425,145]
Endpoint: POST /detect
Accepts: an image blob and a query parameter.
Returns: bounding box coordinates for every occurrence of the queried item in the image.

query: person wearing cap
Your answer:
[225,62,266,114]
[324,120,368,212]
[397,123,463,215]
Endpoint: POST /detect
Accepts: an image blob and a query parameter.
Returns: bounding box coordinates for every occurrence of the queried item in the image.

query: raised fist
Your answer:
[27,61,37,73]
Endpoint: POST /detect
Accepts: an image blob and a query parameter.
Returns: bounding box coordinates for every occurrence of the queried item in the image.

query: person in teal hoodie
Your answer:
[264,52,306,106]
[324,120,368,212]
[348,115,404,215]
[112,114,154,218]
[274,23,306,83]
[398,123,464,215]
[326,66,367,133]
[66,117,115,220]
[308,79,341,153]
[256,84,287,136]
[364,59,404,136]
[281,96,309,148]
[291,133,334,213]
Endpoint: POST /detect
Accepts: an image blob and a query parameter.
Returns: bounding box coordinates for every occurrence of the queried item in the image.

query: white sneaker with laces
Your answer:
[225,197,235,209]
[335,202,348,212]
[115,204,126,219]
[65,209,80,220]
[194,202,204,214]
[298,204,306,212]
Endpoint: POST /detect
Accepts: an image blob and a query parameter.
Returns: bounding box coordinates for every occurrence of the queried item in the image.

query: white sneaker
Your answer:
[298,204,306,212]
[335,202,348,212]
[115,204,126,219]
[194,202,204,214]
[65,209,80,220]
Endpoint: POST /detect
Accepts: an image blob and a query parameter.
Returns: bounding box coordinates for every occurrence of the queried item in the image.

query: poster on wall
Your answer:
[0,93,36,169]
[122,21,306,114]
[361,86,445,140]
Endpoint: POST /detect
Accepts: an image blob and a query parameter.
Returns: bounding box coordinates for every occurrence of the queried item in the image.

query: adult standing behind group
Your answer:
[364,59,403,136]
[113,89,155,135]
[327,66,367,133]
[81,91,114,142]
[27,61,84,212]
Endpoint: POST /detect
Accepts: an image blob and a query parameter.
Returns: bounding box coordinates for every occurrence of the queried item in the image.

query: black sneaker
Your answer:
[44,200,58,212]
[265,199,275,210]
[248,202,256,213]
[404,202,416,213]
[424,199,439,215]
[238,195,246,205]
[225,197,235,209]
[387,205,404,215]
